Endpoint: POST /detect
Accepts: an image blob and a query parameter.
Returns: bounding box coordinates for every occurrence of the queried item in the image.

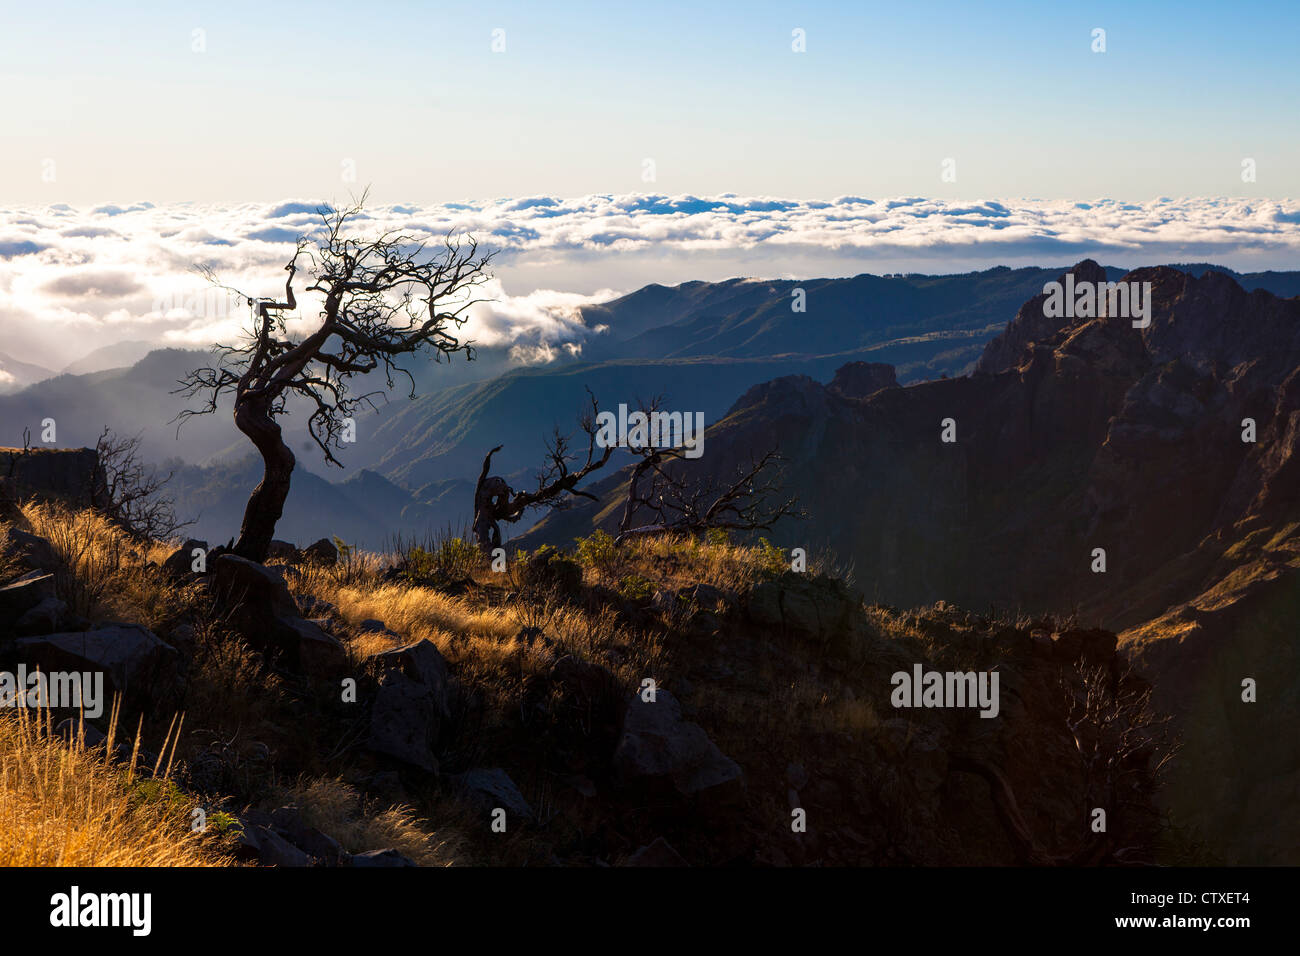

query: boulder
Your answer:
[0,446,102,508]
[364,639,451,772]
[162,539,207,578]
[302,538,338,566]
[267,540,301,563]
[1,528,58,574]
[450,767,533,821]
[297,595,338,619]
[0,571,56,618]
[211,554,346,677]
[246,826,312,867]
[12,623,179,709]
[747,572,874,660]
[15,596,69,636]
[163,623,197,660]
[268,806,345,864]
[613,689,744,804]
[357,618,403,642]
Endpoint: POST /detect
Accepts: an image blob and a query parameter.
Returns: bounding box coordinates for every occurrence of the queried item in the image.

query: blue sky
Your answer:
[2,0,1297,203]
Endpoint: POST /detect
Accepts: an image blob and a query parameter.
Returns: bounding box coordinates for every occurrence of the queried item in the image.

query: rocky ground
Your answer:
[0,493,1188,866]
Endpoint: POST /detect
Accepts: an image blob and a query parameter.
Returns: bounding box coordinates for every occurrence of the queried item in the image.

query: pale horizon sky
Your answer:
[2,0,1298,204]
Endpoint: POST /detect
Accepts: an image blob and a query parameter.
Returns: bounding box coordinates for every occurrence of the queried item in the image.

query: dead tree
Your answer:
[177,193,494,562]
[94,426,192,541]
[952,661,1176,866]
[613,402,802,543]
[472,390,613,552]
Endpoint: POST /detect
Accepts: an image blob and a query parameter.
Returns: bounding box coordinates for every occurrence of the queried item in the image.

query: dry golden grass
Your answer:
[16,502,198,629]
[0,704,230,866]
[294,572,661,686]
[3,503,869,867]
[269,776,464,866]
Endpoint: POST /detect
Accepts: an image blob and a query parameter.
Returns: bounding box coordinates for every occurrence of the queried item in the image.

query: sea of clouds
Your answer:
[2,194,1298,374]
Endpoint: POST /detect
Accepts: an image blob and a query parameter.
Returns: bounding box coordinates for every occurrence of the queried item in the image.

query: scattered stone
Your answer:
[450,767,534,821]
[747,571,876,660]
[365,639,451,772]
[165,623,197,660]
[357,618,403,641]
[0,571,56,618]
[211,554,346,677]
[613,689,744,804]
[296,595,338,619]
[14,596,69,636]
[350,848,417,867]
[248,826,312,867]
[13,623,179,710]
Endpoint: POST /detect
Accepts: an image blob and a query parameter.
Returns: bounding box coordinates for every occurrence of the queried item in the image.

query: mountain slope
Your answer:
[520,261,1300,862]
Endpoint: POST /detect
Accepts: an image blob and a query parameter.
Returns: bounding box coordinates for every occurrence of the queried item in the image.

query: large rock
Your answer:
[14,596,70,636]
[267,540,301,563]
[613,689,743,804]
[1,528,58,574]
[162,539,207,578]
[450,768,533,821]
[12,623,179,710]
[747,572,873,660]
[364,639,451,772]
[0,571,56,619]
[0,446,103,508]
[211,555,346,677]
[302,538,338,566]
[243,826,312,867]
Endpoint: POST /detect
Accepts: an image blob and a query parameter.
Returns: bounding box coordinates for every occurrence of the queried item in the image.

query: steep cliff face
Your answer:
[521,263,1300,861]
[642,262,1300,625]
[0,447,103,508]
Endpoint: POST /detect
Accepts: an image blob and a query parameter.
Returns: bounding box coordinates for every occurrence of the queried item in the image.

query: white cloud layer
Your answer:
[2,194,1299,369]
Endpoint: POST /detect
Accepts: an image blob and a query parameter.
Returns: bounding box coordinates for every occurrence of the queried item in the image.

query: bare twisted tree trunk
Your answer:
[233,398,295,562]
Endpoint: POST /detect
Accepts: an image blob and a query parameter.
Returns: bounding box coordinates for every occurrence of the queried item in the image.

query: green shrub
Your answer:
[618,574,656,602]
[755,537,787,577]
[401,536,481,586]
[574,529,616,569]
